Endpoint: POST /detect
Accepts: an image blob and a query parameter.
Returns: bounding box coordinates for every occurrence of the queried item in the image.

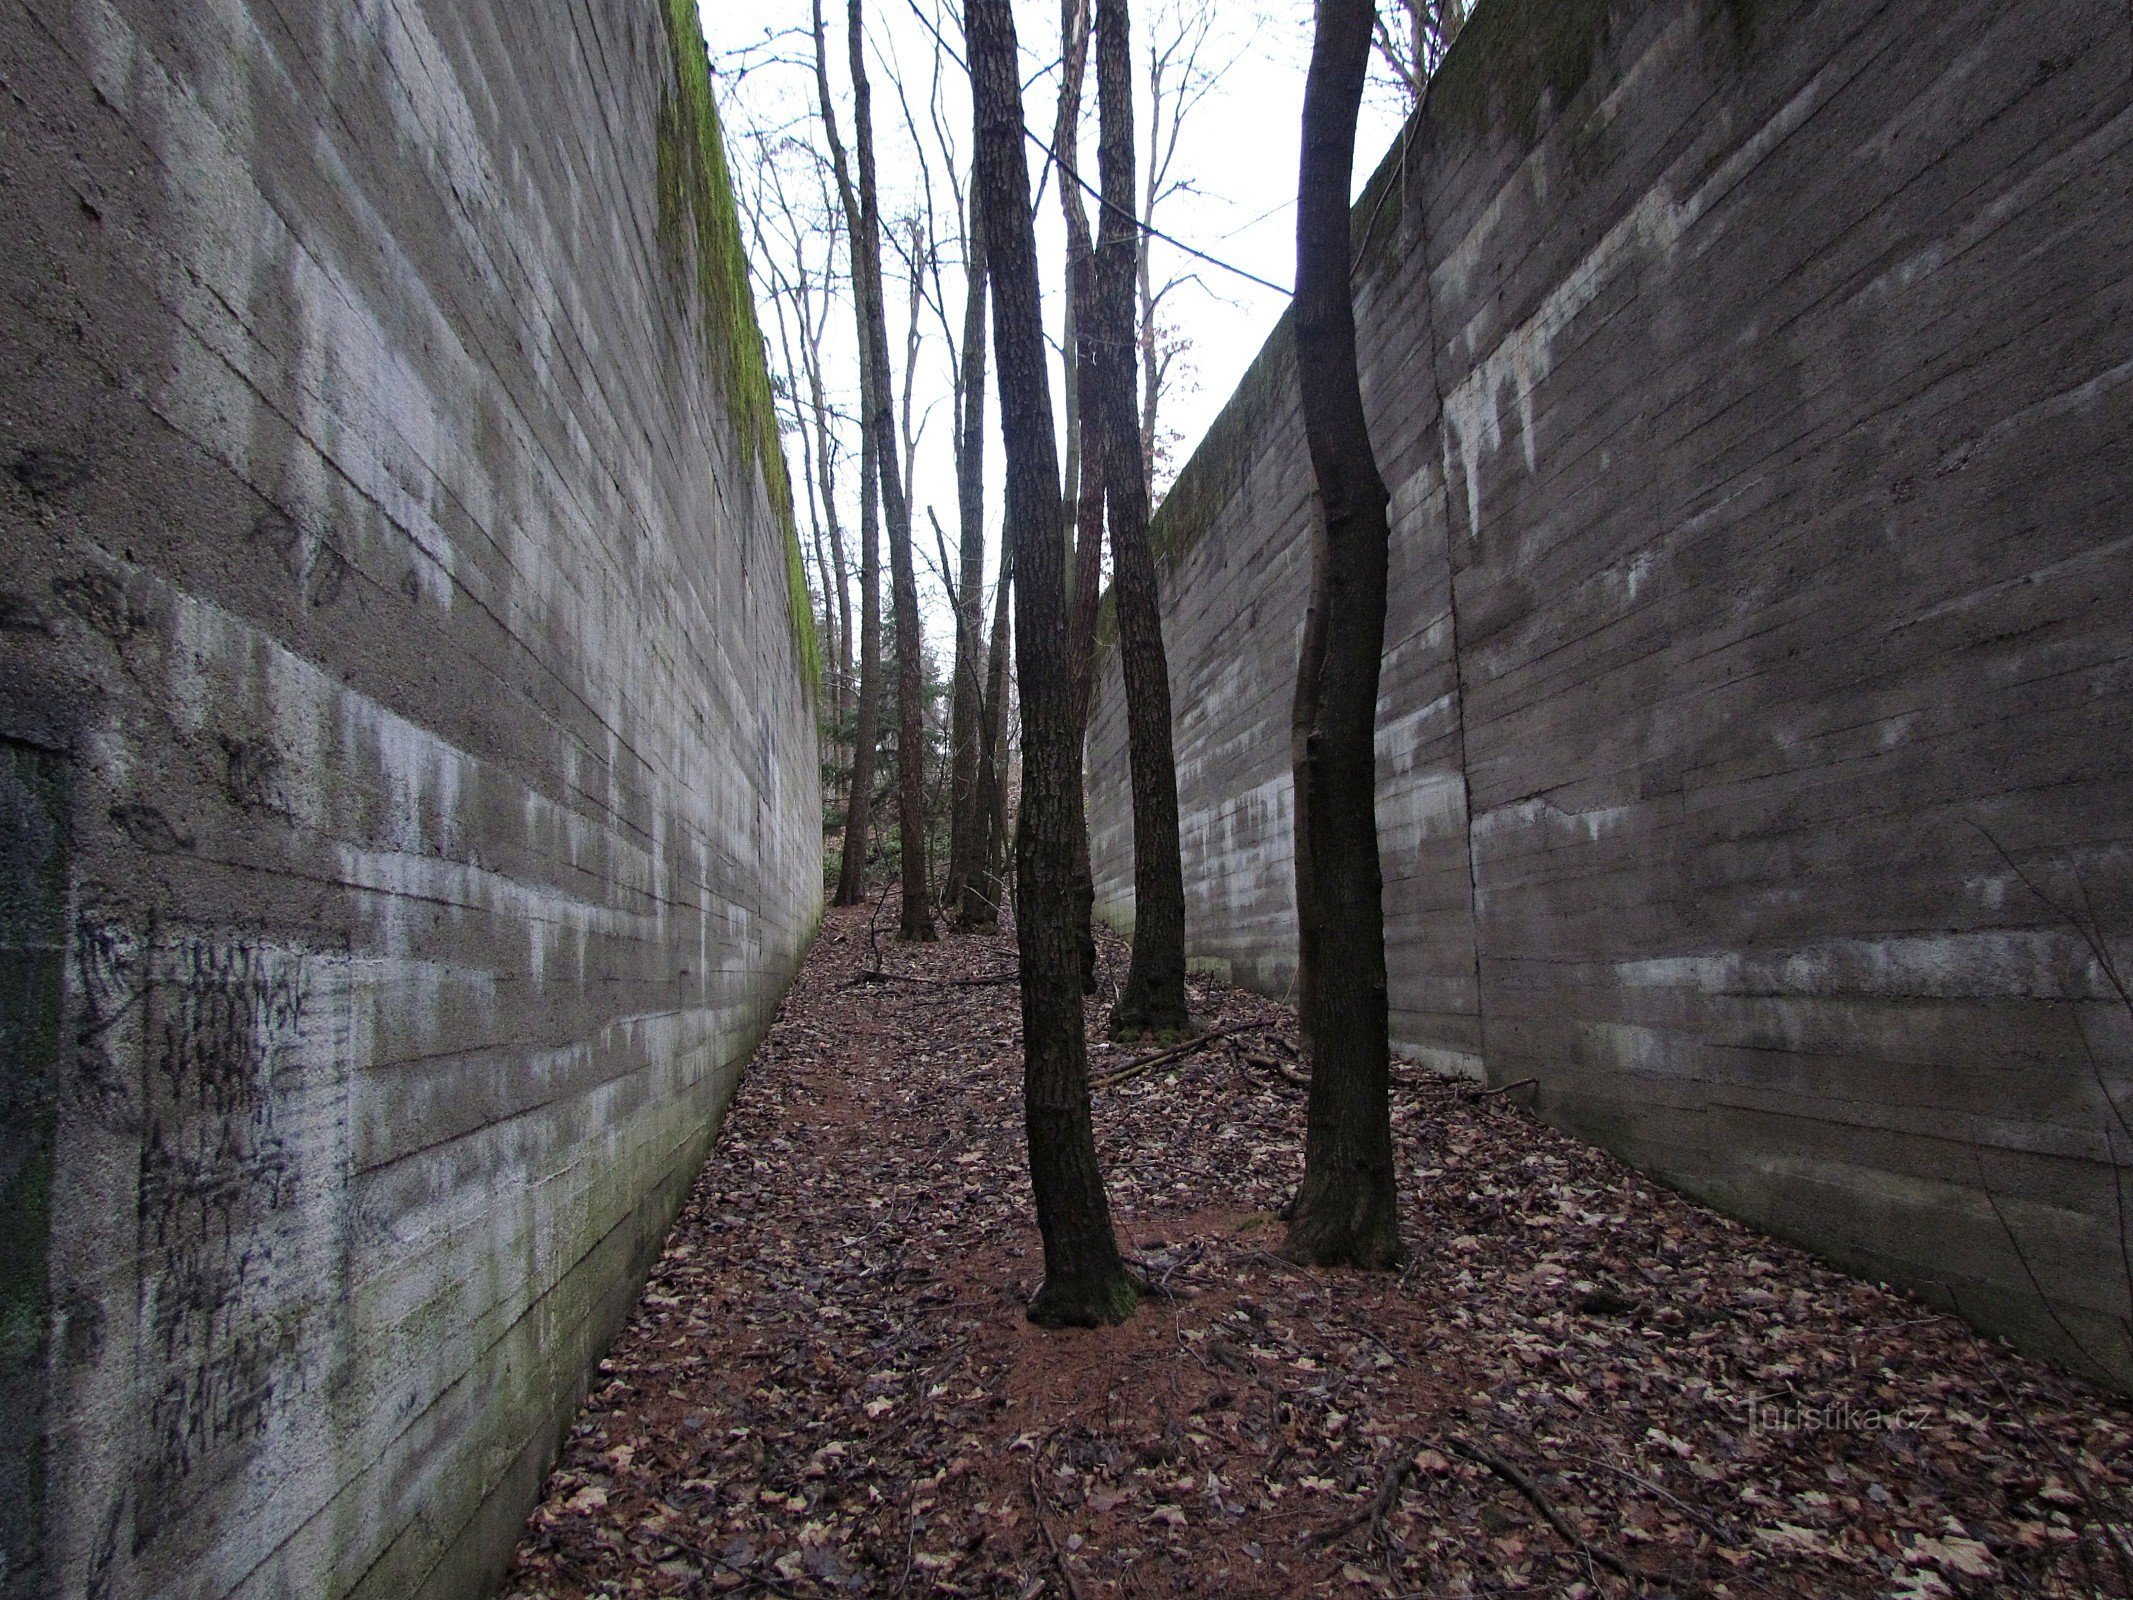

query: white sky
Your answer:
[703,1,1411,653]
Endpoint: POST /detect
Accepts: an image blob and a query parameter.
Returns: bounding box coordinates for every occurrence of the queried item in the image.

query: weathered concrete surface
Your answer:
[1088,0,2133,1385]
[0,2,820,1596]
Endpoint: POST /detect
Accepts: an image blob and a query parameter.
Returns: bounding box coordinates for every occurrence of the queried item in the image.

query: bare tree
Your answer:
[876,17,994,928]
[948,197,990,924]
[745,144,855,741]
[1092,0,1189,1039]
[967,0,1138,1327]
[1369,0,1468,106]
[1052,0,1106,994]
[1133,1,1227,500]
[965,533,1013,929]
[867,0,1009,932]
[1284,0,1402,1270]
[813,2,887,909]
[819,0,934,937]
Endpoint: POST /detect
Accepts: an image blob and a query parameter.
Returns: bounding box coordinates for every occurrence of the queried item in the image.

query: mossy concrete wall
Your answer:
[1087,0,2133,1385]
[0,2,821,1595]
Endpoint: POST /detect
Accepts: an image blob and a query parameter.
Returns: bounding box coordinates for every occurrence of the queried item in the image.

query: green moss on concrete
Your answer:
[656,0,821,698]
[1428,0,1616,146]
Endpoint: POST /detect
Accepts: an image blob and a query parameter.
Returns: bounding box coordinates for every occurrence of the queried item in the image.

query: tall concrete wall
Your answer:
[1088,0,2133,1385]
[0,2,821,1595]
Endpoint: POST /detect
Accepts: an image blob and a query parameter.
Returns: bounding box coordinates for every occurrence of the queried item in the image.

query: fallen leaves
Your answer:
[503,904,2133,1599]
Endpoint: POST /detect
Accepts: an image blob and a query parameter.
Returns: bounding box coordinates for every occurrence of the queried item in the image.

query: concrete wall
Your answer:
[0,2,821,1595]
[1087,0,2133,1385]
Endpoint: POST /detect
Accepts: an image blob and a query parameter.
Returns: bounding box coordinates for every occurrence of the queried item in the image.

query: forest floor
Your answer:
[503,902,2133,1600]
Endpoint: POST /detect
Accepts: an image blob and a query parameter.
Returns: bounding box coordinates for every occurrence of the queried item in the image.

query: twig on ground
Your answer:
[1027,1466,1087,1600]
[1445,1435,1638,1584]
[1477,1077,1540,1099]
[1554,1452,1739,1543]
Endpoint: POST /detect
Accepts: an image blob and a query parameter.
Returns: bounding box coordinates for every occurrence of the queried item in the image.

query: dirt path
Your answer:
[504,905,2131,1599]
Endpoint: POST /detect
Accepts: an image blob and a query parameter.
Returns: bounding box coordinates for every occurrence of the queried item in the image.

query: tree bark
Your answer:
[1283,0,1402,1271]
[966,0,1137,1328]
[836,391,884,906]
[1065,283,1103,997]
[964,534,1013,929]
[964,34,1013,937]
[804,340,853,736]
[817,0,882,908]
[946,197,990,922]
[1055,0,1103,996]
[1092,0,1189,1040]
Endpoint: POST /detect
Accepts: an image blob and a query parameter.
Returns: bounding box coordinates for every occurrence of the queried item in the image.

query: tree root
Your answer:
[1311,1445,1421,1548]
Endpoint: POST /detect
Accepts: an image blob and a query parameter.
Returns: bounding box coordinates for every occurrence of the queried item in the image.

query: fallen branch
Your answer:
[1476,1076,1539,1099]
[1445,1436,1637,1584]
[1093,1021,1303,1089]
[1238,1049,1309,1091]
[1311,1445,1420,1548]
[1092,1028,1236,1087]
[847,968,1018,989]
[1027,1466,1087,1600]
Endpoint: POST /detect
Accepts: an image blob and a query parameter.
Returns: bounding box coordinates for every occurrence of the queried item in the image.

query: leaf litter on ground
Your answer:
[504,902,2133,1599]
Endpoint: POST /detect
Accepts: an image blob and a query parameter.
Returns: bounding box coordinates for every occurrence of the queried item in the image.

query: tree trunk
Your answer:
[1065,252,1103,998]
[1283,0,1402,1271]
[1137,46,1164,501]
[1092,0,1189,1041]
[840,0,936,941]
[836,398,883,906]
[805,340,853,740]
[816,0,880,908]
[963,536,1013,930]
[946,198,989,922]
[967,0,1137,1328]
[1056,0,1102,996]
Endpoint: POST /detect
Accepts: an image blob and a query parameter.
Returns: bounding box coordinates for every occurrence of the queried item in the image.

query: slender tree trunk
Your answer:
[837,402,884,905]
[947,203,990,921]
[967,0,1136,1328]
[1065,251,1104,999]
[804,339,853,739]
[1137,51,1164,501]
[964,537,1013,929]
[837,0,936,940]
[1066,395,1102,997]
[1284,0,1401,1271]
[1092,0,1189,1040]
[798,414,834,687]
[817,1,880,907]
[1055,0,1103,995]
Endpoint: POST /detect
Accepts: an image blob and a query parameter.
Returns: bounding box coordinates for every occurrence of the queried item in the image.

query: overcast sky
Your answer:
[703,1,1412,653]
